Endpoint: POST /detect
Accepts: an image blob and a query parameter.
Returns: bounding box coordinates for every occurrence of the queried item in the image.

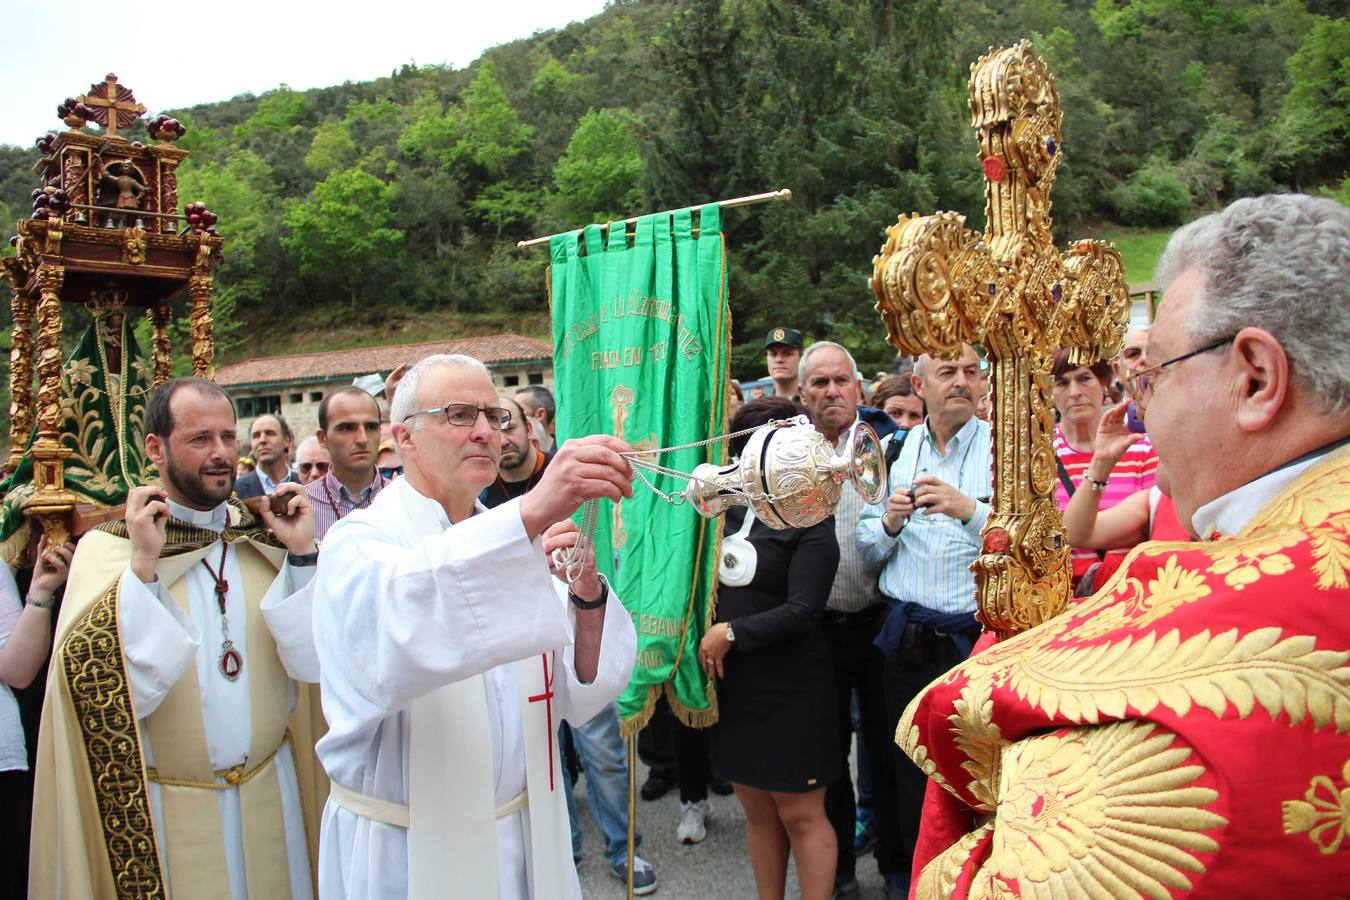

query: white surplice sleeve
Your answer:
[315,500,573,723]
[118,566,200,717]
[261,563,318,682]
[554,583,637,728]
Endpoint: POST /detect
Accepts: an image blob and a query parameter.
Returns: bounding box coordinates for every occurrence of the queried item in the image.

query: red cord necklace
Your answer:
[200,542,243,681]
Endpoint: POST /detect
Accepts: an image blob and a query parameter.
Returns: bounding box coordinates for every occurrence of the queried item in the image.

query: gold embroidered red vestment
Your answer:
[901,451,1350,897]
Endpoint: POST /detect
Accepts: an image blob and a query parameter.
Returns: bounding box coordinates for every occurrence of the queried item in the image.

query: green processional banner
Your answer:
[0,318,154,563]
[549,204,730,732]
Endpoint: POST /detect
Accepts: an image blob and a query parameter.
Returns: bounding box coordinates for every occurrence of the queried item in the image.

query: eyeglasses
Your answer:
[298,461,330,474]
[378,465,404,479]
[1124,335,1235,406]
[402,403,513,431]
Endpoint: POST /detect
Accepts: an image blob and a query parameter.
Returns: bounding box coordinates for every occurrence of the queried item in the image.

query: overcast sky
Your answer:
[0,0,609,147]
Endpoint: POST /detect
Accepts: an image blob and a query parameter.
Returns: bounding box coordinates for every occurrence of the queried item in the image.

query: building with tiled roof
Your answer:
[215,333,553,441]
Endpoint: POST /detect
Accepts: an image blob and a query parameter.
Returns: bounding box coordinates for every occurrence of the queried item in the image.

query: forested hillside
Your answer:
[2,0,1347,377]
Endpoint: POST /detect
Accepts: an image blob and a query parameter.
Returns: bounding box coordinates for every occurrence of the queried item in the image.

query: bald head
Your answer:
[1117,325,1150,373]
[295,436,330,484]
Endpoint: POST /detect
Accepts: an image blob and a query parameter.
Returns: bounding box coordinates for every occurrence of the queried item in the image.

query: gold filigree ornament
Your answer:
[1283,757,1350,854]
[122,225,147,265]
[963,721,1225,899]
[869,39,1129,640]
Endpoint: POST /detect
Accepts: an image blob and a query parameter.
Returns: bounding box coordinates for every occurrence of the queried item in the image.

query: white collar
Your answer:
[168,497,228,533]
[388,474,483,532]
[1192,445,1345,538]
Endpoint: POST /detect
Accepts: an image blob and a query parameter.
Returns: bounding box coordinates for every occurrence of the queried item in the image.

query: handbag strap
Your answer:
[1056,455,1076,497]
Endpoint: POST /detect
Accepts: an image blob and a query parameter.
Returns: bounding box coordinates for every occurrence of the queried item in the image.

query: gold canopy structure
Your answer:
[1,74,223,551]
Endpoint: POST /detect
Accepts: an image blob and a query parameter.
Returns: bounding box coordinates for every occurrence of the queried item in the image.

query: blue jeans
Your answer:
[562,701,642,866]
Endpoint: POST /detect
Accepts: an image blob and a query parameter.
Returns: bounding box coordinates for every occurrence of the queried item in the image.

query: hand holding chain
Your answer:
[551,416,888,583]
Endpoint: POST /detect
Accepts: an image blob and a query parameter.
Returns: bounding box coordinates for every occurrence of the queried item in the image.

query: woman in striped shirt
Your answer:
[1051,350,1158,591]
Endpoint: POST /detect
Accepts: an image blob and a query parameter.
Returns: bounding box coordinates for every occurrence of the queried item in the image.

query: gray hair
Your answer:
[389,354,493,430]
[1156,194,1350,415]
[798,341,862,385]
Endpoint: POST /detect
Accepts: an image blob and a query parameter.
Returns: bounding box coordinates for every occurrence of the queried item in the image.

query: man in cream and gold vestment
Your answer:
[30,377,326,899]
[900,194,1350,898]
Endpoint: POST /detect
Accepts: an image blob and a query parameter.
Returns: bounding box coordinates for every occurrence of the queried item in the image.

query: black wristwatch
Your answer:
[287,549,320,567]
[568,574,609,610]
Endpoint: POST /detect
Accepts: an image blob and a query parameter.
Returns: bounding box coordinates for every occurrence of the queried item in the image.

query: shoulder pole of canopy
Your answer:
[515,189,793,249]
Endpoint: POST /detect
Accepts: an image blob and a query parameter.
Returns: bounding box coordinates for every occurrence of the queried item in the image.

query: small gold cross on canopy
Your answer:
[78,73,146,139]
[870,41,1129,640]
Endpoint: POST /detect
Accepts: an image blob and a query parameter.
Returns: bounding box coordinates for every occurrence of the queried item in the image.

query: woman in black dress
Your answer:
[699,396,841,900]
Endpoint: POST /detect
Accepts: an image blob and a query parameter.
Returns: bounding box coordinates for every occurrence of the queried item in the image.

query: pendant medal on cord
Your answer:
[201,542,243,681]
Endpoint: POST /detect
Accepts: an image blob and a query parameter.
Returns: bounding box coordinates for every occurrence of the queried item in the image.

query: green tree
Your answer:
[304,119,358,177]
[238,85,308,138]
[453,62,534,178]
[552,109,644,223]
[282,168,405,306]
[1268,17,1350,188]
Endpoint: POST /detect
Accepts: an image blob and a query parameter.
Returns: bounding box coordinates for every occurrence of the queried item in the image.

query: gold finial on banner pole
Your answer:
[516,188,792,249]
[870,41,1129,640]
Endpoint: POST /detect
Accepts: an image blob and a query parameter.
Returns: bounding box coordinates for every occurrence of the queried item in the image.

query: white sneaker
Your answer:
[677,799,709,844]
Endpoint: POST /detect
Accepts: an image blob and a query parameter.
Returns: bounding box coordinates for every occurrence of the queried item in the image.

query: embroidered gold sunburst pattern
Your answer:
[1283,758,1350,854]
[971,721,1225,899]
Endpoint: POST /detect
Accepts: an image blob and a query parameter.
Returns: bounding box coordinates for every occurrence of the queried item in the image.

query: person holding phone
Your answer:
[1050,349,1159,592]
[856,344,993,895]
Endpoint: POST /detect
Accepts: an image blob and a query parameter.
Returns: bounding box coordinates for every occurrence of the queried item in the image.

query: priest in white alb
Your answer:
[313,353,638,900]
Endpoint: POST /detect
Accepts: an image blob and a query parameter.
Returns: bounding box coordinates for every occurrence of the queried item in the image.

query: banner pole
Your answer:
[627,732,637,900]
[515,188,792,249]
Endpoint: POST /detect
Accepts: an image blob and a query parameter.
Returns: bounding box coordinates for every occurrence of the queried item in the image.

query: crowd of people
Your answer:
[0,191,1346,899]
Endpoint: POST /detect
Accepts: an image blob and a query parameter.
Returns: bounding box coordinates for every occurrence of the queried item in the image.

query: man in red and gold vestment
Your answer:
[900,193,1350,898]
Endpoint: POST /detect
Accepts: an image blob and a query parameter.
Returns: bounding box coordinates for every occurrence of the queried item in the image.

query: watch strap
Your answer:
[568,574,609,610]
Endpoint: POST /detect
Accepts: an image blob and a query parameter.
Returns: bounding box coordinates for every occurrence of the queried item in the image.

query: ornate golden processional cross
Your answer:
[870,41,1129,639]
[78,73,146,140]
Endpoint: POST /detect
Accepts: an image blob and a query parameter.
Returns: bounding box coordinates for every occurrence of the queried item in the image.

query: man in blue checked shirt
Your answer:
[856,342,992,893]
